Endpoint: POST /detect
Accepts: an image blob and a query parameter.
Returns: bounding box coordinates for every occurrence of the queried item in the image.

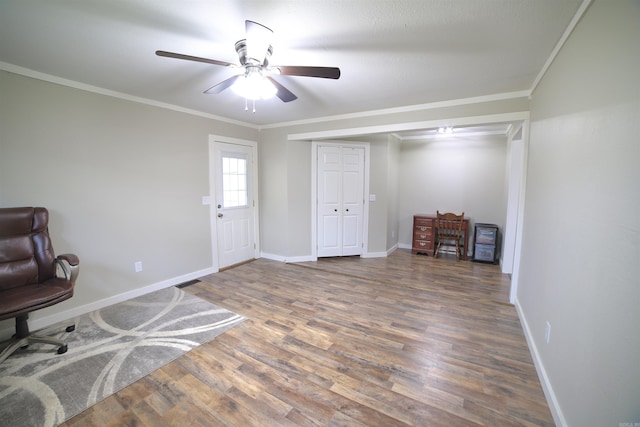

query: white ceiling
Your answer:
[0,0,583,129]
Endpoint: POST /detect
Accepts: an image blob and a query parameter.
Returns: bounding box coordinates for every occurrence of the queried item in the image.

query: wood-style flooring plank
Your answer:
[62,249,554,426]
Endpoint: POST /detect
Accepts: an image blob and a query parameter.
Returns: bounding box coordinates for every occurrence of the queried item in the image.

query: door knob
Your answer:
[217,213,223,218]
[217,204,222,208]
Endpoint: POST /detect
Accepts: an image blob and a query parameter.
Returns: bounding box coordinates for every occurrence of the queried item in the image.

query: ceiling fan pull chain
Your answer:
[244,98,248,111]
[252,99,256,113]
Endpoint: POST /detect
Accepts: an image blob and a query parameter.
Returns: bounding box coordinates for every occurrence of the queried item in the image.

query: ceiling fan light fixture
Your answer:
[231,72,277,100]
[157,20,339,106]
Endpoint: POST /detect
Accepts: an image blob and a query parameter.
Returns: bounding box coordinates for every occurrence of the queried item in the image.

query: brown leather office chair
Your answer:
[0,207,79,364]
[435,211,465,260]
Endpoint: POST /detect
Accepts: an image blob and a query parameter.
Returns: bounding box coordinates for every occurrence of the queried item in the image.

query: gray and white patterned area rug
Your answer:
[0,286,245,427]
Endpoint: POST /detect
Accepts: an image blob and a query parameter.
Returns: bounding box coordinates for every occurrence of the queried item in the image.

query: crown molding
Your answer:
[0,61,259,129]
[530,0,593,94]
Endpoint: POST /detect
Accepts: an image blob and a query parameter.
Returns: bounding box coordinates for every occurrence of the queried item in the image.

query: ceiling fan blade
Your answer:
[267,77,298,102]
[156,50,235,67]
[245,20,273,64]
[204,75,242,94]
[276,66,341,79]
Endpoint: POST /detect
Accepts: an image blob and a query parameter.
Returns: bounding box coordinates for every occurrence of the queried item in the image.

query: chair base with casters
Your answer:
[0,315,76,365]
[0,207,80,365]
[434,211,465,261]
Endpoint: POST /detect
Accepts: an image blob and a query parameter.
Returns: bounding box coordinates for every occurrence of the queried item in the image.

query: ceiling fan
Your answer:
[156,20,340,104]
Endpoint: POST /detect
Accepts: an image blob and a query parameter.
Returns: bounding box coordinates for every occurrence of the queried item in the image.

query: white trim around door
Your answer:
[208,135,260,272]
[311,140,370,260]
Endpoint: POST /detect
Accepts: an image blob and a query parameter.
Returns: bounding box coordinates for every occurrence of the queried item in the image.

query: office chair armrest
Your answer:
[57,254,79,266]
[56,254,80,283]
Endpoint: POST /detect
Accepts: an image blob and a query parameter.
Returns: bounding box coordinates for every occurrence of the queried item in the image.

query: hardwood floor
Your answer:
[62,250,554,426]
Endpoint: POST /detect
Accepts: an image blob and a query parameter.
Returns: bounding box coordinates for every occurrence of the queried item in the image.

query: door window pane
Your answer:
[222,156,248,208]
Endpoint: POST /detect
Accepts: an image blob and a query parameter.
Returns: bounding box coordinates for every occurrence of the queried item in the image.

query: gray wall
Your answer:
[517,1,640,425]
[397,134,508,255]
[0,70,258,331]
[258,96,528,258]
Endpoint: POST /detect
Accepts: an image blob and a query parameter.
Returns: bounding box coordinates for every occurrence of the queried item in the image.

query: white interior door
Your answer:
[341,148,365,255]
[318,146,341,257]
[317,145,365,257]
[214,142,256,269]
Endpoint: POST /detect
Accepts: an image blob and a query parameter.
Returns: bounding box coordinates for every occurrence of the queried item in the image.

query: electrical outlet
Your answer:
[545,321,551,344]
[134,261,143,272]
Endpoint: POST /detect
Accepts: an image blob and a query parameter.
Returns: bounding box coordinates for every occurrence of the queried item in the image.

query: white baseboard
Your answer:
[361,244,397,258]
[361,251,386,258]
[260,252,316,263]
[284,255,316,263]
[258,252,286,262]
[263,249,397,262]
[262,249,398,262]
[514,297,566,427]
[0,267,216,339]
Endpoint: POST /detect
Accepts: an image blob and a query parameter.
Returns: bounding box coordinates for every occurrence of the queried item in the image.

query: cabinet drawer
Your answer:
[474,244,495,262]
[414,230,432,240]
[413,239,432,249]
[476,228,497,245]
[414,217,433,227]
[414,221,433,234]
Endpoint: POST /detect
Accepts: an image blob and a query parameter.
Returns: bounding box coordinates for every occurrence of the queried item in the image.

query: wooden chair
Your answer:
[435,211,464,260]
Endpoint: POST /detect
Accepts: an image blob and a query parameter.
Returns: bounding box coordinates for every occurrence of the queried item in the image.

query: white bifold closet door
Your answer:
[317,145,365,257]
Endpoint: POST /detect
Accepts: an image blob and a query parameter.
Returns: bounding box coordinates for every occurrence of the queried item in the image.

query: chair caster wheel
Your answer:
[57,344,68,354]
[66,325,75,333]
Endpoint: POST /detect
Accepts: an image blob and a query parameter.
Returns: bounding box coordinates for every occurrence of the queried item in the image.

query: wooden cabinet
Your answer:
[412,215,435,256]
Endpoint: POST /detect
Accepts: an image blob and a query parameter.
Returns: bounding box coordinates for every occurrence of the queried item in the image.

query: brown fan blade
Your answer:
[204,75,242,94]
[156,50,235,68]
[245,20,273,63]
[267,77,298,102]
[276,66,340,79]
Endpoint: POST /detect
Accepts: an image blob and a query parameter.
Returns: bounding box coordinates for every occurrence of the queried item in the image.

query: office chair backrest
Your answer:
[0,207,57,291]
